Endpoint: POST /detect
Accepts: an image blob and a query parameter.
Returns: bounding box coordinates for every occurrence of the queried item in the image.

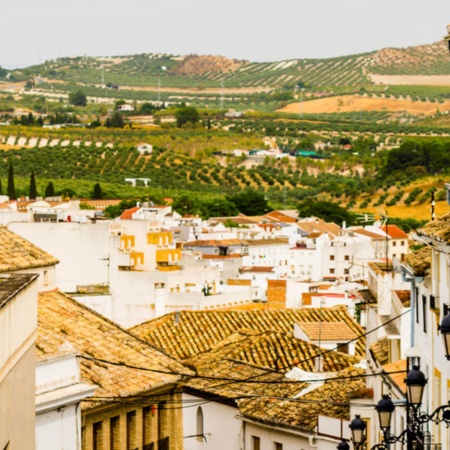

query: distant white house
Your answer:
[117,104,134,111]
[136,143,153,154]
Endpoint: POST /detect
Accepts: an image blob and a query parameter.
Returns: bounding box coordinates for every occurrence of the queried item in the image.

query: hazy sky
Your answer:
[2,0,449,69]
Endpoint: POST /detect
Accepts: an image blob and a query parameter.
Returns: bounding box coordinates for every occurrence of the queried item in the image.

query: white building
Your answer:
[36,353,96,450]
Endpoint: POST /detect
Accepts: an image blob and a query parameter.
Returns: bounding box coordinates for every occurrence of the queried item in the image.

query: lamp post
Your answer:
[339,312,450,450]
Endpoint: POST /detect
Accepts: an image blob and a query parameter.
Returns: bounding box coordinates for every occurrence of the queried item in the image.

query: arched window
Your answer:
[196,406,204,441]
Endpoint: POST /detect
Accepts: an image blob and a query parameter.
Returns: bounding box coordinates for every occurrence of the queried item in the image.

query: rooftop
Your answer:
[0,273,39,309]
[0,226,59,272]
[405,246,431,277]
[238,365,368,433]
[37,290,191,410]
[131,306,365,361]
[297,321,358,341]
[381,224,408,239]
[418,213,450,243]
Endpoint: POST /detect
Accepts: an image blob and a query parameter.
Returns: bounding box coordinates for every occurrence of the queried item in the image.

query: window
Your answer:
[344,255,350,261]
[401,240,405,246]
[43,270,49,286]
[337,342,349,354]
[274,443,283,450]
[330,268,335,274]
[430,295,436,310]
[422,295,427,333]
[252,436,261,450]
[330,255,335,261]
[196,407,204,441]
[344,268,350,274]
[393,241,397,247]
[415,288,419,323]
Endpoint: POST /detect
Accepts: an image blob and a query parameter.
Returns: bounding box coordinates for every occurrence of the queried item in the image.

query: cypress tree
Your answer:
[7,163,16,200]
[0,179,3,195]
[29,170,37,200]
[45,181,55,198]
[93,182,103,200]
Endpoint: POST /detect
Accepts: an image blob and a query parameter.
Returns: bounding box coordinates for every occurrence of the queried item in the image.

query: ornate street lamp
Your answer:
[349,415,366,449]
[375,395,395,433]
[438,313,450,360]
[405,365,427,406]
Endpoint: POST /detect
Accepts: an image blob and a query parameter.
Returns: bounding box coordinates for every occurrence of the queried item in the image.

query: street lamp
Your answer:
[349,415,366,450]
[375,395,395,433]
[405,365,427,406]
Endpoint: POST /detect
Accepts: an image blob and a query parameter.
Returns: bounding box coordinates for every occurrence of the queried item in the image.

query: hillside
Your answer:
[3,40,450,95]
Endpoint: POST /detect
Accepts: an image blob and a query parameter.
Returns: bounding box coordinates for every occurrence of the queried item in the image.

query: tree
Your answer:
[45,181,55,198]
[298,199,356,226]
[105,111,124,128]
[92,183,103,200]
[29,170,37,200]
[226,190,269,216]
[175,106,200,128]
[202,198,239,219]
[7,163,16,200]
[68,90,87,107]
[0,179,3,195]
[104,199,138,219]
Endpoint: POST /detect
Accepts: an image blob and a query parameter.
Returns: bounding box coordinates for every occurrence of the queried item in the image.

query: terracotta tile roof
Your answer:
[263,211,298,223]
[352,228,386,240]
[297,221,341,238]
[405,246,431,277]
[119,206,140,220]
[381,225,408,239]
[238,365,367,432]
[37,291,192,411]
[418,213,450,243]
[131,306,365,361]
[185,358,287,401]
[240,266,275,273]
[369,337,389,365]
[184,329,359,374]
[382,359,407,393]
[83,199,122,210]
[185,239,243,247]
[296,322,358,341]
[394,290,411,307]
[0,273,38,309]
[0,227,59,272]
[242,238,289,246]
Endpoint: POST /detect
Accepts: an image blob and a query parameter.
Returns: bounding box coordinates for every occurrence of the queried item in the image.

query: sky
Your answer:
[1,0,449,69]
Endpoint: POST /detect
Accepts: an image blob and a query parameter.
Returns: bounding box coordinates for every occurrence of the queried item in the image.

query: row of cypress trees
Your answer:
[4,164,102,201]
[5,163,55,200]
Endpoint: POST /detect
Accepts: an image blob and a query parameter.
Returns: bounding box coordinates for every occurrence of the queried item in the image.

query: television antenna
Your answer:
[356,213,375,225]
[377,207,389,271]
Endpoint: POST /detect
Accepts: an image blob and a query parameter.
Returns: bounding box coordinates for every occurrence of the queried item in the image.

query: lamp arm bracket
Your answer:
[417,402,450,426]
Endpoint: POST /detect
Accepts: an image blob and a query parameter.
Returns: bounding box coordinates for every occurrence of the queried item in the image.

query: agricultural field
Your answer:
[0,40,450,224]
